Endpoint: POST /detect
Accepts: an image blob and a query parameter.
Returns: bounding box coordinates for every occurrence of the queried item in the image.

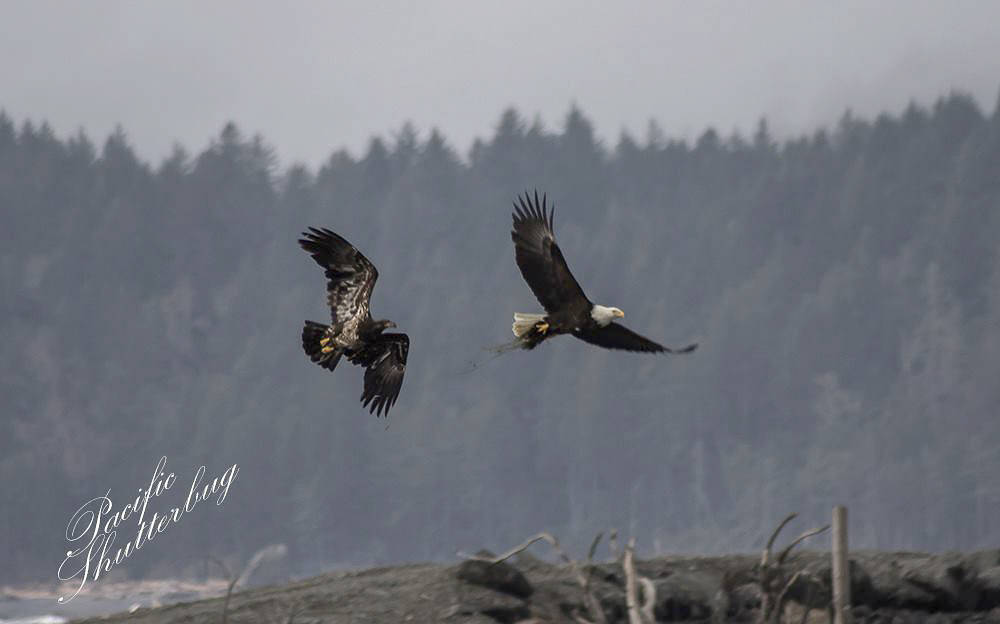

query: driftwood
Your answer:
[460,527,673,624]
[623,537,656,624]
[461,531,607,624]
[207,557,238,624]
[832,505,853,624]
[461,528,660,624]
[758,513,830,624]
[208,544,288,624]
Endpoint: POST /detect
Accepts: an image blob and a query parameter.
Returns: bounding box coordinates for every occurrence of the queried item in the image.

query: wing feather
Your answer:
[510,190,590,315]
[298,228,378,325]
[350,333,409,417]
[573,323,698,354]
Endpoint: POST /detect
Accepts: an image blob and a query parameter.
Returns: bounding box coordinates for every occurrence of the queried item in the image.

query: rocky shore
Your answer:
[59,549,1000,623]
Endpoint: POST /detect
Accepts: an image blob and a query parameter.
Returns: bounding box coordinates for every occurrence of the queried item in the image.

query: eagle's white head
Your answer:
[591,304,625,327]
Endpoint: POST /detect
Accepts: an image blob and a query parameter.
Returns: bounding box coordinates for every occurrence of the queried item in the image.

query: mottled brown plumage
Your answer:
[299,228,409,417]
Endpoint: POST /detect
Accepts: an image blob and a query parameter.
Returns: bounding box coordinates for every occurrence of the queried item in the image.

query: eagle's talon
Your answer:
[319,336,330,346]
[321,345,335,354]
[510,192,676,355]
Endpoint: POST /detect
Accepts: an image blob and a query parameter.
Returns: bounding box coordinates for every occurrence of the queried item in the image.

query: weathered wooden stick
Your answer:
[459,532,552,564]
[638,577,656,623]
[764,513,798,564]
[832,505,852,624]
[776,524,830,565]
[207,557,237,624]
[623,537,644,624]
[775,570,803,619]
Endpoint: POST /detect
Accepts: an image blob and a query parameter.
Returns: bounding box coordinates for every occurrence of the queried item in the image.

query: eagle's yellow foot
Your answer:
[536,322,549,335]
[321,345,335,354]
[319,336,331,346]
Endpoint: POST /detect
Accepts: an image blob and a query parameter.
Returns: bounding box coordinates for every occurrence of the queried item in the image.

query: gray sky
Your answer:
[2,1,999,168]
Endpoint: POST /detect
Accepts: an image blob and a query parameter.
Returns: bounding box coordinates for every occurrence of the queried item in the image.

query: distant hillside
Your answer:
[3,91,1000,584]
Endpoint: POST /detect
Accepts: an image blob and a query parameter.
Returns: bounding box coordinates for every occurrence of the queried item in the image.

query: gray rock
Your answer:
[652,570,725,621]
[965,550,1000,574]
[440,591,532,623]
[976,565,1000,609]
[728,582,761,616]
[455,550,534,599]
[857,552,954,610]
[896,553,979,610]
[849,551,996,611]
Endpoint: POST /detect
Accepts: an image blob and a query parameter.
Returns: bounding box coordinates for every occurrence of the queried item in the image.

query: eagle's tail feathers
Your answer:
[512,312,546,338]
[302,320,343,371]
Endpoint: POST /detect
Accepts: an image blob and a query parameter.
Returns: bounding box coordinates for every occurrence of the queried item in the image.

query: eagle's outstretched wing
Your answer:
[298,227,379,325]
[350,333,409,417]
[511,190,591,316]
[574,323,698,354]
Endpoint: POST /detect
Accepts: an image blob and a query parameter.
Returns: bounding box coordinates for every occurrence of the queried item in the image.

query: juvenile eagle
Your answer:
[510,191,698,354]
[299,227,409,417]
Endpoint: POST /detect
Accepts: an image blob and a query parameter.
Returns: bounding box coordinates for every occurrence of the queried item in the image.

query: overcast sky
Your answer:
[2,1,999,168]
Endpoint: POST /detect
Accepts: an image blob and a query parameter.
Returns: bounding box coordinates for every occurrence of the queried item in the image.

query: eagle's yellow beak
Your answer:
[615,308,625,318]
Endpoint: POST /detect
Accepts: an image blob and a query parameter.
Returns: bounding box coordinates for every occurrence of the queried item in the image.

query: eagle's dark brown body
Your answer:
[510,191,698,355]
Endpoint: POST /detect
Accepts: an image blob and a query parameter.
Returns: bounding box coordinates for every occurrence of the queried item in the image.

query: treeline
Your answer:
[2,92,999,584]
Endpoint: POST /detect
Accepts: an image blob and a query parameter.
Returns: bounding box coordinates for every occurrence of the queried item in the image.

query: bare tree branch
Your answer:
[758,514,829,624]
[462,532,607,624]
[207,557,237,624]
[623,537,650,624]
[798,574,817,624]
[207,545,287,624]
[236,543,288,587]
[208,556,233,582]
[763,513,798,565]
[587,531,604,562]
[459,532,554,565]
[777,526,830,564]
[638,576,656,624]
[775,570,803,616]
[581,531,605,619]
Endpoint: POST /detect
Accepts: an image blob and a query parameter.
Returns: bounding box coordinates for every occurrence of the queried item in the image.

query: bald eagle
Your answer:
[510,191,698,354]
[299,227,409,417]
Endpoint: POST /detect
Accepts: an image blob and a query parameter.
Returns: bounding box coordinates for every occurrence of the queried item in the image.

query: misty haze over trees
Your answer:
[2,91,999,585]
